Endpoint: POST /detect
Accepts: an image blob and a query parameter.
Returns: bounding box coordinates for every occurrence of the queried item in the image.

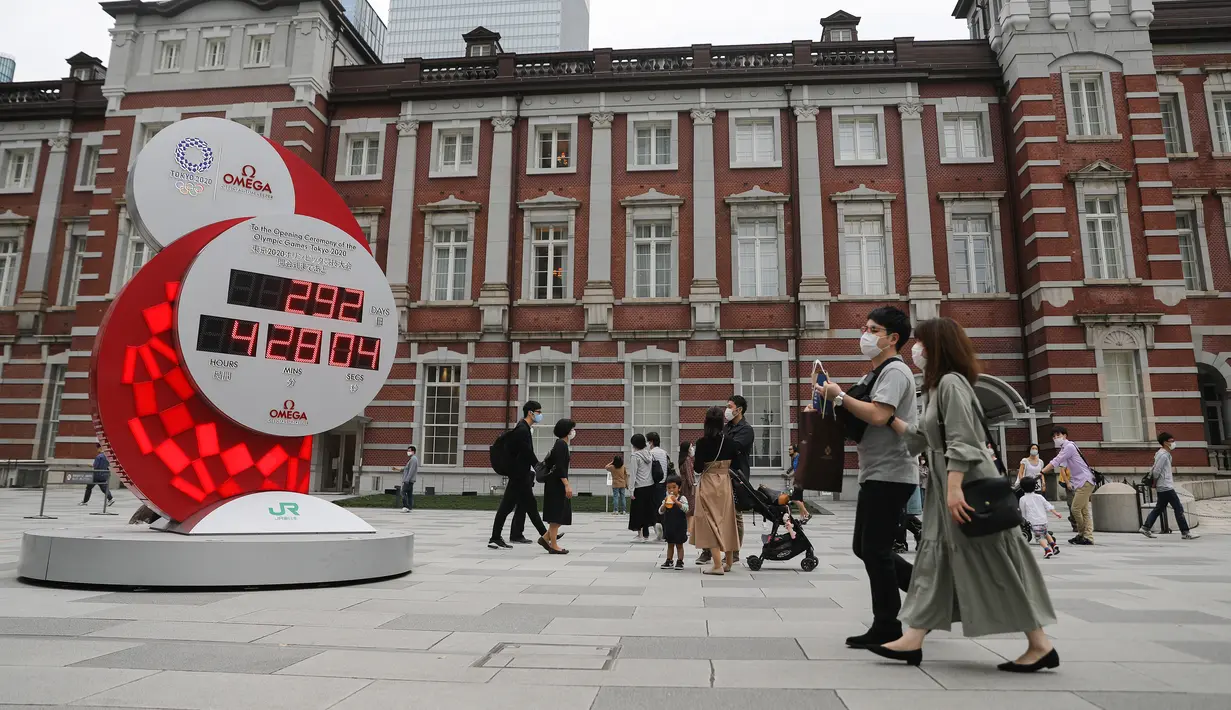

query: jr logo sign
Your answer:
[268,502,300,518]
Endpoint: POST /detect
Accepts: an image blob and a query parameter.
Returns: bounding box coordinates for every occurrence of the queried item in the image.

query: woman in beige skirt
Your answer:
[692,406,741,574]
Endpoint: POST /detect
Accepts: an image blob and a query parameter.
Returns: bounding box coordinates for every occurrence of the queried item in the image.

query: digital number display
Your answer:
[196,315,260,357]
[328,333,381,371]
[228,269,364,322]
[265,324,324,364]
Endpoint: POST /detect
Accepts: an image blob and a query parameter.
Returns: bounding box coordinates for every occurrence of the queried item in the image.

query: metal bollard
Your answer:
[90,491,120,516]
[23,468,58,520]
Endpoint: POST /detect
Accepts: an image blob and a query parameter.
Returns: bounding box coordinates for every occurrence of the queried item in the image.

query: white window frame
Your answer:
[351,208,381,250]
[519,347,572,461]
[833,184,898,298]
[420,196,479,304]
[1211,93,1231,157]
[469,44,493,57]
[632,222,674,299]
[1158,72,1196,159]
[420,359,464,468]
[431,227,471,302]
[729,110,782,169]
[1062,69,1119,140]
[1203,71,1231,157]
[429,120,480,178]
[58,222,88,306]
[157,38,183,73]
[1102,349,1147,443]
[519,193,580,303]
[201,36,228,70]
[732,343,790,473]
[1083,321,1157,445]
[526,116,579,175]
[620,189,683,301]
[75,133,103,191]
[627,113,679,171]
[334,118,387,182]
[623,346,679,462]
[0,232,22,307]
[127,109,180,166]
[934,97,995,164]
[726,187,788,299]
[830,28,853,42]
[939,192,1008,297]
[0,142,41,194]
[231,117,268,136]
[39,363,66,460]
[831,106,887,167]
[1173,190,1214,294]
[841,216,889,297]
[1072,164,1137,283]
[245,31,273,68]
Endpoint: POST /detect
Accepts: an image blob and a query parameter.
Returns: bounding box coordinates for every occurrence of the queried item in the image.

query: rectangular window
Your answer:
[1176,211,1203,291]
[633,222,672,298]
[950,215,995,294]
[734,119,775,164]
[1069,75,1106,137]
[232,117,266,136]
[1084,197,1124,279]
[632,363,672,457]
[528,364,566,458]
[124,234,151,285]
[247,35,271,66]
[40,365,66,460]
[78,145,100,188]
[537,127,571,169]
[158,40,182,71]
[838,116,880,162]
[142,124,167,149]
[347,136,379,177]
[437,130,475,172]
[740,362,782,469]
[2,148,35,190]
[469,44,492,57]
[432,227,469,301]
[0,238,19,306]
[736,219,779,297]
[943,115,986,160]
[203,37,227,68]
[531,224,568,300]
[634,123,672,167]
[1160,94,1186,155]
[1104,351,1144,442]
[843,217,888,296]
[830,29,852,42]
[422,365,460,465]
[60,233,86,306]
[1214,95,1231,153]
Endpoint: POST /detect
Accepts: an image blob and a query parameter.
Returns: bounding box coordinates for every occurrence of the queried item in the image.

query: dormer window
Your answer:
[469,44,492,57]
[820,10,860,43]
[830,29,852,42]
[462,26,503,60]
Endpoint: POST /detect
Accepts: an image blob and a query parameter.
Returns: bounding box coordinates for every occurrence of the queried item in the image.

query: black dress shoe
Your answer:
[846,630,901,648]
[866,644,922,667]
[998,648,1059,673]
[510,538,533,544]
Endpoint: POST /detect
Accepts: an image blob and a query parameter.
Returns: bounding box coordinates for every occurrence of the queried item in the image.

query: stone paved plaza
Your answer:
[2,488,1231,709]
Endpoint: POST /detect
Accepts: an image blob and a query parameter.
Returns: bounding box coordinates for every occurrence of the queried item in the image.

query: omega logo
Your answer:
[269,399,308,423]
[222,164,274,196]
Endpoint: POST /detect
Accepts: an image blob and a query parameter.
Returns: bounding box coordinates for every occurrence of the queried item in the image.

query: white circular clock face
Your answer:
[128,117,296,249]
[175,215,398,436]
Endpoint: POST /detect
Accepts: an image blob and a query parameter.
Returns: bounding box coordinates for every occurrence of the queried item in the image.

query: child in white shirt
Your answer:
[1018,477,1063,558]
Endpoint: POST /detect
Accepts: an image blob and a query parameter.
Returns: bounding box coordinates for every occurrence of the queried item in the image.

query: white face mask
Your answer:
[1029,449,1039,457]
[1053,436,1065,447]
[407,450,414,457]
[911,343,927,372]
[724,407,735,422]
[568,430,576,441]
[859,331,887,359]
[689,445,696,457]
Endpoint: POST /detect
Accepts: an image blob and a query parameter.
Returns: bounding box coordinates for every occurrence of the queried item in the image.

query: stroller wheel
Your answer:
[1021,523,1033,542]
[801,556,819,572]
[746,555,763,571]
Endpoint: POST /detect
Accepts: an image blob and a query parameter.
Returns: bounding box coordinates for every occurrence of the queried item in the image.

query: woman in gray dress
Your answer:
[870,317,1058,672]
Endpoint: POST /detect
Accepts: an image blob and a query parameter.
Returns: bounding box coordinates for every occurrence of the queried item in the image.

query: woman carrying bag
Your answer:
[870,317,1058,672]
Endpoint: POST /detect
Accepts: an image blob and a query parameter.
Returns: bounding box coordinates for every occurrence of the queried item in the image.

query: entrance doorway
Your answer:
[321,432,357,493]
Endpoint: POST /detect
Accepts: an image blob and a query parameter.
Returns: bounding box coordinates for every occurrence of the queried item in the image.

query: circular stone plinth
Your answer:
[17,527,413,589]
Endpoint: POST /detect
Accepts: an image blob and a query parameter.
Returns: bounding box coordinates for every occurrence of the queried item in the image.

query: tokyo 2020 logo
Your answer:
[175,137,214,174]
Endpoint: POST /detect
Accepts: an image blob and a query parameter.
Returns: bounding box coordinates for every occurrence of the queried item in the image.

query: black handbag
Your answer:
[837,357,901,444]
[937,392,1023,538]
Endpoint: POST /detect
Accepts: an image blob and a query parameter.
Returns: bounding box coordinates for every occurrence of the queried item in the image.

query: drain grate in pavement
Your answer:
[474,642,620,670]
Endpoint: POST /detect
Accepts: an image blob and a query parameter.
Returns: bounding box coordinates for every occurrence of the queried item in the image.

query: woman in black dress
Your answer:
[627,433,657,541]
[540,418,575,555]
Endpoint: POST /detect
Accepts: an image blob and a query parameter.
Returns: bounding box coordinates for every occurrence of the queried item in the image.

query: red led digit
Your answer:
[284,280,311,315]
[265,324,294,361]
[294,328,322,364]
[330,333,355,367]
[338,289,363,322]
[230,319,258,357]
[313,284,338,319]
[356,336,380,371]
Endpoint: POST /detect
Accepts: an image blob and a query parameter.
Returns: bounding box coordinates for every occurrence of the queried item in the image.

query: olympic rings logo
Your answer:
[175,180,205,197]
[174,137,214,174]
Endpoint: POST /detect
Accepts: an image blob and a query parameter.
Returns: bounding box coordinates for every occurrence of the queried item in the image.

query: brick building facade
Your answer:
[1,0,1229,497]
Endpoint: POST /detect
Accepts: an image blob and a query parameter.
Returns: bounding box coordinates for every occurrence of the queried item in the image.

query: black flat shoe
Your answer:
[998,648,1059,673]
[510,538,533,544]
[537,537,552,553]
[866,644,922,667]
[845,630,901,648]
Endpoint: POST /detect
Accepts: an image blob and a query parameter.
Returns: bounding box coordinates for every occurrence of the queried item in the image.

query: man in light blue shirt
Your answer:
[1039,426,1095,545]
[1140,432,1199,539]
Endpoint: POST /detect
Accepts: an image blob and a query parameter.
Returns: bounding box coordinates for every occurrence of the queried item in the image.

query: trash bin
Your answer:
[1091,481,1139,533]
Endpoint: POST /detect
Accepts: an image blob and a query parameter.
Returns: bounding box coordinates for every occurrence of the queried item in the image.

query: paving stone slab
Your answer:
[1077,692,1231,710]
[1158,641,1231,664]
[257,625,449,651]
[0,637,142,666]
[0,616,125,637]
[703,595,839,609]
[73,640,324,674]
[1118,662,1231,693]
[379,613,553,634]
[616,636,807,660]
[522,585,645,596]
[0,666,157,705]
[921,660,1161,691]
[590,687,846,710]
[491,658,712,687]
[490,603,635,619]
[76,592,238,606]
[327,679,598,710]
[277,649,497,682]
[838,689,1103,710]
[714,658,940,689]
[78,669,371,710]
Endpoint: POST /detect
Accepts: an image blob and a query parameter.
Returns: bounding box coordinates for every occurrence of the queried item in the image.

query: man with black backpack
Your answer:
[822,306,918,648]
[489,401,550,549]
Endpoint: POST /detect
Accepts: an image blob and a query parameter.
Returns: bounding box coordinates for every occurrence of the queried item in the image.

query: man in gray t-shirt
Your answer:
[823,306,919,648]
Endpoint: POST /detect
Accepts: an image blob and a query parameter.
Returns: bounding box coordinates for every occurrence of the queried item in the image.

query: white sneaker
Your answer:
[401,507,410,513]
[1138,526,1155,538]
[1183,533,1201,540]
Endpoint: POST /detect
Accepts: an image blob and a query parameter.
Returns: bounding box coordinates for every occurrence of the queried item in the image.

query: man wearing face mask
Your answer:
[1038,426,1096,545]
[822,306,919,648]
[489,401,550,549]
[1140,433,1199,540]
[725,395,754,560]
[398,445,418,512]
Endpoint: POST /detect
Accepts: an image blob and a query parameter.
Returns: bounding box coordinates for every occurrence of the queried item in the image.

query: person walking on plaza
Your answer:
[1140,432,1200,540]
[539,419,575,554]
[647,432,670,541]
[1019,477,1062,558]
[821,306,918,648]
[397,445,418,512]
[677,441,696,541]
[694,406,741,574]
[1018,444,1045,495]
[80,443,115,507]
[875,317,1058,672]
[1038,426,1096,545]
[627,434,657,542]
[606,455,628,515]
[489,401,549,549]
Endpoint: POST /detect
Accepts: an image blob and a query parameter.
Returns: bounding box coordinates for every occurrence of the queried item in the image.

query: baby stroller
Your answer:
[1011,479,1034,542]
[731,473,818,572]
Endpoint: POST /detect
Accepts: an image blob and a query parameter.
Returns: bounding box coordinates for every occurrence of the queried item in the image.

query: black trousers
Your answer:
[82,483,112,503]
[491,479,545,542]
[1144,489,1190,534]
[853,480,916,635]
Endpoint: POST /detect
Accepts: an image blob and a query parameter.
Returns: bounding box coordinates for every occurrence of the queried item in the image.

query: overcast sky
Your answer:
[1,1,967,82]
